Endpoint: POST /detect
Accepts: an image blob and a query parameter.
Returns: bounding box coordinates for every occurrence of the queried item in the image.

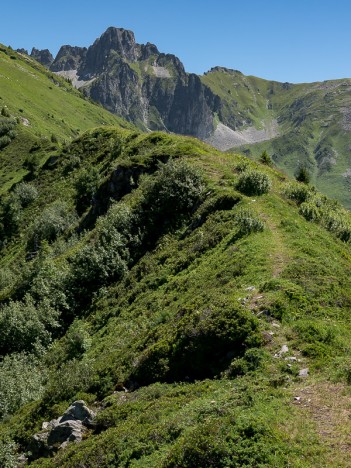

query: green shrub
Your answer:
[0,194,22,238]
[236,170,271,196]
[0,437,18,468]
[283,182,313,205]
[74,165,101,214]
[0,295,59,355]
[13,182,38,207]
[131,297,261,385]
[295,165,311,184]
[299,201,320,222]
[321,212,351,242]
[0,353,46,419]
[259,150,272,166]
[1,107,10,118]
[69,204,136,296]
[30,201,77,244]
[234,208,264,235]
[140,159,205,239]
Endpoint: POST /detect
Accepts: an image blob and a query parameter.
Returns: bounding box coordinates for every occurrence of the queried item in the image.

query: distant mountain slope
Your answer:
[203,68,351,207]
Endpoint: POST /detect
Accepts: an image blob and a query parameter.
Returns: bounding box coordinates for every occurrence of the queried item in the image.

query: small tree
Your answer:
[259,150,272,166]
[295,165,310,184]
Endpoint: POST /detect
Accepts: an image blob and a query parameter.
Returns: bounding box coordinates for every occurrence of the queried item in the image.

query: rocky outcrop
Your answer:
[30,48,54,67]
[50,45,87,72]
[28,400,95,461]
[50,26,219,138]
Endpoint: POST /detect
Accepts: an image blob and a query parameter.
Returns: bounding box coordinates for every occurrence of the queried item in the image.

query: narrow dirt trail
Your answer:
[293,382,351,466]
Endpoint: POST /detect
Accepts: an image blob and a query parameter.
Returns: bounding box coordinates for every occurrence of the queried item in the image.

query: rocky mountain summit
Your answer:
[50,27,219,139]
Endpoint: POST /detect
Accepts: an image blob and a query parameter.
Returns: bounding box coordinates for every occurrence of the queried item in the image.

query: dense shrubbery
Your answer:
[30,201,77,245]
[0,116,16,150]
[236,170,271,196]
[13,182,38,207]
[139,159,205,238]
[131,296,261,385]
[0,295,59,355]
[0,353,45,419]
[74,165,100,214]
[284,181,313,204]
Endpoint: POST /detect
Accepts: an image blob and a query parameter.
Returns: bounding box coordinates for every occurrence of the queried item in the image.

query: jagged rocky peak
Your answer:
[30,48,54,67]
[81,27,139,76]
[50,45,87,72]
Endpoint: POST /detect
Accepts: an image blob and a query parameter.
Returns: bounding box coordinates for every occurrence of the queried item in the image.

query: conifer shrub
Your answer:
[236,170,271,196]
[259,150,272,166]
[131,297,261,385]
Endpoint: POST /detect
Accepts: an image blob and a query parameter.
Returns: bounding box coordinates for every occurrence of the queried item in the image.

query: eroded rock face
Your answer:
[28,400,95,461]
[50,27,219,138]
[30,48,54,67]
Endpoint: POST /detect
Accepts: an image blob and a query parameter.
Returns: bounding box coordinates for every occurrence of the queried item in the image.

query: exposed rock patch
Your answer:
[28,400,95,461]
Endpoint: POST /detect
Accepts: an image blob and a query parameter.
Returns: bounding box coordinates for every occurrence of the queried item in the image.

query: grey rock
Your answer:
[47,420,84,446]
[60,400,95,426]
[28,432,51,459]
[42,418,60,431]
[299,368,309,377]
[280,345,289,354]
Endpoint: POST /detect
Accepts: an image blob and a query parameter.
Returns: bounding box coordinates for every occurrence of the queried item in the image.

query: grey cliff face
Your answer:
[30,48,54,67]
[50,45,87,72]
[50,27,218,138]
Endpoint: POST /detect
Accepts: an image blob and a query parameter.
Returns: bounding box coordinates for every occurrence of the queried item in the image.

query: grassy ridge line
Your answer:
[0,127,350,465]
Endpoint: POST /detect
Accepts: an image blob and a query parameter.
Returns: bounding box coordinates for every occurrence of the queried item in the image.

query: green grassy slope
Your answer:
[202,68,351,208]
[0,124,351,466]
[0,45,133,193]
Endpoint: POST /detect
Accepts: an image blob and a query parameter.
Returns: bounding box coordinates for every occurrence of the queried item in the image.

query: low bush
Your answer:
[30,201,77,245]
[13,182,38,207]
[234,208,264,235]
[236,170,271,196]
[283,182,313,204]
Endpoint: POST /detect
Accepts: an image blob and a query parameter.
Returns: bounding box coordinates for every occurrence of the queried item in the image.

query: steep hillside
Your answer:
[0,44,132,193]
[0,122,351,466]
[202,68,351,208]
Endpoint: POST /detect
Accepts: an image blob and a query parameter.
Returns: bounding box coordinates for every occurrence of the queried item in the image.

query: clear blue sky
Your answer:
[3,0,351,83]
